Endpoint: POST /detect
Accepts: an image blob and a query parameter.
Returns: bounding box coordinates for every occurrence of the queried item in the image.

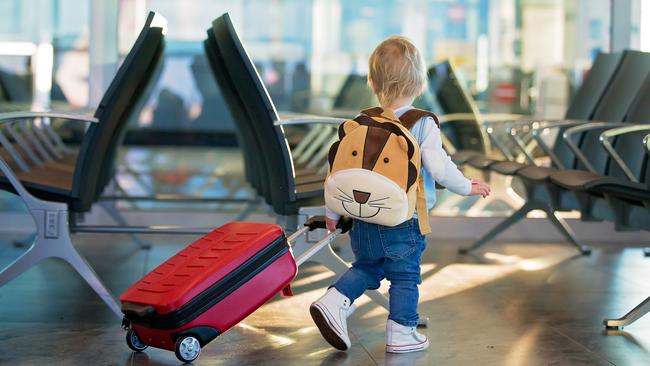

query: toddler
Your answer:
[310,36,490,353]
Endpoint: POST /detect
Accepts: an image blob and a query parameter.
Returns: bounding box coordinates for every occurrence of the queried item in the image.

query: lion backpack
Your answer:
[324,107,439,235]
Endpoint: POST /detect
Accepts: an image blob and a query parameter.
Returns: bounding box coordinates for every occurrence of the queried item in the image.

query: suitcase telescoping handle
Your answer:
[287,216,352,267]
[286,216,352,243]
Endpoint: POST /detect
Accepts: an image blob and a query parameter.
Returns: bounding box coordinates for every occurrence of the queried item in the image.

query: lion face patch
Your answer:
[324,114,421,226]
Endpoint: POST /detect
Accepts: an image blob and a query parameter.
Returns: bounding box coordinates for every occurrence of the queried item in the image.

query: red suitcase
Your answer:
[120,222,297,362]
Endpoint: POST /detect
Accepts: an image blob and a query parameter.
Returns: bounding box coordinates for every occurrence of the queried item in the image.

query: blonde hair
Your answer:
[368,36,427,105]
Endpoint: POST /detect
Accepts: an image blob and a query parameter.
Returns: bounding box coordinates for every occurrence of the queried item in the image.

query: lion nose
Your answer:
[352,190,371,204]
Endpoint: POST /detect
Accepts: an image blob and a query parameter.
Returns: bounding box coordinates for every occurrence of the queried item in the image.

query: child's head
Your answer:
[368,36,427,106]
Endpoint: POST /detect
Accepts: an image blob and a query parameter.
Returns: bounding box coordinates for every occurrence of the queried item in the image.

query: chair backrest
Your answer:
[190,54,235,131]
[211,13,300,214]
[332,74,376,110]
[71,12,166,211]
[572,52,650,172]
[590,51,650,122]
[624,73,650,124]
[203,33,260,194]
[427,61,486,152]
[564,52,623,120]
[0,69,31,102]
[551,51,649,170]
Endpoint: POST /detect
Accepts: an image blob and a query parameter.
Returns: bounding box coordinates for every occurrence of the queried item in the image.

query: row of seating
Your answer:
[430,51,650,328]
[0,12,395,321]
[0,12,167,316]
[453,50,650,255]
[1,11,648,328]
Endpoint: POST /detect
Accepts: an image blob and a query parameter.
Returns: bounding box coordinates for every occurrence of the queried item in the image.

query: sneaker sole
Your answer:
[386,339,429,354]
[310,304,349,351]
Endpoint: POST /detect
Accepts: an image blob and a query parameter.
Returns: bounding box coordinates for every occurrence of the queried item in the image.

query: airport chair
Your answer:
[459,51,650,254]
[206,13,419,324]
[427,61,490,163]
[425,60,529,214]
[0,12,167,317]
[596,132,650,329]
[544,74,650,222]
[465,51,624,172]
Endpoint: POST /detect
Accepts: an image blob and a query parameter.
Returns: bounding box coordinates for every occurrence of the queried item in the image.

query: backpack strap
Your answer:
[416,174,431,235]
[399,108,440,129]
[360,106,402,123]
[360,106,384,117]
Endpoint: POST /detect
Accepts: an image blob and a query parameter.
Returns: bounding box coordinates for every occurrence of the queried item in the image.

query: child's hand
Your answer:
[325,217,338,232]
[469,180,491,198]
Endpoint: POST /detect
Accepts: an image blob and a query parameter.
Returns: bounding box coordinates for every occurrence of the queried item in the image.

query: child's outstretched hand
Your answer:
[469,180,491,198]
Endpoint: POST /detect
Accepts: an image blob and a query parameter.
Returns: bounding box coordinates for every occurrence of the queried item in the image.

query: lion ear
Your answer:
[396,135,409,152]
[339,120,360,138]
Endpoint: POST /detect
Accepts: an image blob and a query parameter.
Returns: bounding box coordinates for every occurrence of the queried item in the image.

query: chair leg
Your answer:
[98,201,151,250]
[604,296,650,329]
[545,208,592,255]
[55,233,122,317]
[0,210,121,318]
[0,238,46,285]
[458,202,535,254]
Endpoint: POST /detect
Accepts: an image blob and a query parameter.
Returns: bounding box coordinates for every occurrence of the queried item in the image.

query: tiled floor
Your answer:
[2,225,650,366]
[1,147,650,365]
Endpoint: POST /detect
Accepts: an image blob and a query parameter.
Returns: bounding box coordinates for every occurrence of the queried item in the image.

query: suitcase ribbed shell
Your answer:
[120,222,285,313]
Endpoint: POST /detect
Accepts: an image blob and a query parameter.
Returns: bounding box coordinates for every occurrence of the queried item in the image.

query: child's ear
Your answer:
[367,77,378,93]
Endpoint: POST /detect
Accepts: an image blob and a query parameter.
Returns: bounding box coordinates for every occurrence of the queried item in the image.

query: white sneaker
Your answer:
[310,288,352,350]
[386,319,429,353]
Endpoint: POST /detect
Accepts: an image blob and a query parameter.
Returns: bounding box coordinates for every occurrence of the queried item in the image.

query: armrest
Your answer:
[531,119,589,169]
[562,122,622,173]
[438,113,523,124]
[481,113,525,122]
[274,116,345,127]
[0,111,98,124]
[505,123,535,164]
[599,125,650,182]
[485,125,514,160]
[437,113,478,123]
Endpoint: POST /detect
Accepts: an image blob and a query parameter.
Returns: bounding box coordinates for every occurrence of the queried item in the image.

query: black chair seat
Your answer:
[467,155,497,169]
[549,169,604,191]
[490,161,526,175]
[451,150,481,165]
[516,166,557,182]
[585,178,650,203]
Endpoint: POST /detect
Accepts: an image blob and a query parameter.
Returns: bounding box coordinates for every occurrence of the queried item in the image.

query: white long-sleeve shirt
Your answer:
[325,105,472,220]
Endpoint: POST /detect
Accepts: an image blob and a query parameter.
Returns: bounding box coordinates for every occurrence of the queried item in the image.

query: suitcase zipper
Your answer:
[125,235,290,330]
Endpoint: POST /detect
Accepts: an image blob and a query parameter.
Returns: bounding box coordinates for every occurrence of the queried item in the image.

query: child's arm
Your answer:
[419,118,490,197]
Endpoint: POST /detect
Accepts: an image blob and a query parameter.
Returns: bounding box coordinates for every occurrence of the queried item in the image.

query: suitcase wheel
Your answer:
[175,336,201,363]
[125,329,148,352]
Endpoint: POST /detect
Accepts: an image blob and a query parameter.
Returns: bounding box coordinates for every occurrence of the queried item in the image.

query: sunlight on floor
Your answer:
[236,323,296,348]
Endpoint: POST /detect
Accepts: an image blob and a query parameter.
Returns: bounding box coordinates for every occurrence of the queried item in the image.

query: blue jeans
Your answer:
[333,217,426,327]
